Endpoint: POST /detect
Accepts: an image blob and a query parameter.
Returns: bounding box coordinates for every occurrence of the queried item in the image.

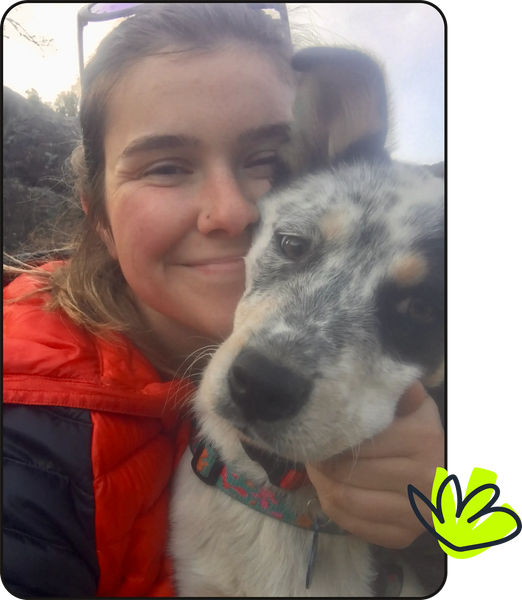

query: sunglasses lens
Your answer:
[89,3,142,15]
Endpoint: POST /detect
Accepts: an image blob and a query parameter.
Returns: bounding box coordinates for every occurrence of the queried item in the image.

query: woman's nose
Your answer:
[197,167,259,237]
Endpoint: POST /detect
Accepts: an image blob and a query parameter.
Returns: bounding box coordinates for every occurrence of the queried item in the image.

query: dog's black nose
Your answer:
[227,349,311,422]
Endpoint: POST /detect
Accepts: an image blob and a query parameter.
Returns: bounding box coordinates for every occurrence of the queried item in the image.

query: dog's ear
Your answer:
[279,47,389,176]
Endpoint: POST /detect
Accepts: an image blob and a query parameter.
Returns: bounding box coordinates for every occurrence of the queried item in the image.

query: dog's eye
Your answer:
[278,235,310,260]
[396,296,435,322]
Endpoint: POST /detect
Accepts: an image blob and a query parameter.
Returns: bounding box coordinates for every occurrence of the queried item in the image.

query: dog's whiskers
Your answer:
[160,344,220,416]
[174,343,220,379]
[162,378,197,416]
[162,339,214,380]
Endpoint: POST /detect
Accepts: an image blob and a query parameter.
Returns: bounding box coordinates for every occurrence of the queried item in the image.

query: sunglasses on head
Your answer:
[77,2,291,90]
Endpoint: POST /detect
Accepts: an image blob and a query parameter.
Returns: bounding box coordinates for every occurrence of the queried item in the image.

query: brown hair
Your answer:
[6,3,295,376]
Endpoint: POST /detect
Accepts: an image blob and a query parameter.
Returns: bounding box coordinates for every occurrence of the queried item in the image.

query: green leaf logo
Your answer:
[408,467,521,559]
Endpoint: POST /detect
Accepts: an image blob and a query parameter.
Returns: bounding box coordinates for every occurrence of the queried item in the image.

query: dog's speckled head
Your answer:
[194,47,444,464]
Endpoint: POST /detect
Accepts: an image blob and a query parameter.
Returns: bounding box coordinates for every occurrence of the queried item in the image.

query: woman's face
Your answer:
[103,47,295,364]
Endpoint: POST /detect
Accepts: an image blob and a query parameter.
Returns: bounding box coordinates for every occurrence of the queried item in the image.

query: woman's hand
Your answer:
[306,382,444,549]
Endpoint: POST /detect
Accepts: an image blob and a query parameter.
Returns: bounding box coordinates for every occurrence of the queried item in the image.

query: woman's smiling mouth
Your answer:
[181,256,246,275]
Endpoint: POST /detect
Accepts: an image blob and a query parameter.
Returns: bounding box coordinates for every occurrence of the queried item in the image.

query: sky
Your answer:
[2,2,444,165]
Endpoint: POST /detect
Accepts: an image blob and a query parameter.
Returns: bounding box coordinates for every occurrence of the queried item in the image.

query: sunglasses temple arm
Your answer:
[77,13,86,91]
[278,4,291,42]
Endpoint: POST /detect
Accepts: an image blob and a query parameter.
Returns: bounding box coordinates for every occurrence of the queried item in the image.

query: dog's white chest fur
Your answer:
[170,450,376,597]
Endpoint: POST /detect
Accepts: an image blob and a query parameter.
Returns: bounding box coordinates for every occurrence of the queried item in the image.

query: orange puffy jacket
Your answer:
[3,266,194,597]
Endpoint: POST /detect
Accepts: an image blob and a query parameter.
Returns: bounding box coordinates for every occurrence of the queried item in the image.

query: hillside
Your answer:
[3,86,81,254]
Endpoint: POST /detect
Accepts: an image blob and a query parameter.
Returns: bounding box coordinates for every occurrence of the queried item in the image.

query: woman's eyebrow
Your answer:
[118,134,200,161]
[118,123,292,162]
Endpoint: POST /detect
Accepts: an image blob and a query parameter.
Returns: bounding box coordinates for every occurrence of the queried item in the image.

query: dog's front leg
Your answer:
[169,450,249,597]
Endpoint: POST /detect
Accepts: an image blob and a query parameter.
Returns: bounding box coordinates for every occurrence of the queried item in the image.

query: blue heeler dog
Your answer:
[170,46,444,597]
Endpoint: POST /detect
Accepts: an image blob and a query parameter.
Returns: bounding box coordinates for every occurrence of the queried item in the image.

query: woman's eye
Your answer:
[245,155,281,179]
[142,163,191,179]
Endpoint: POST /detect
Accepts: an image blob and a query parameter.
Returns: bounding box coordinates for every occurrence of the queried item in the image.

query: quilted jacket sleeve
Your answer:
[2,404,100,597]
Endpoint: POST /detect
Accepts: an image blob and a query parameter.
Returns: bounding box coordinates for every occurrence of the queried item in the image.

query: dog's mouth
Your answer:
[227,417,285,454]
[217,399,328,465]
[239,438,308,487]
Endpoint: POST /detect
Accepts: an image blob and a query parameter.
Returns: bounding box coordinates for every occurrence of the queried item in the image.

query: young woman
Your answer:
[3,4,444,597]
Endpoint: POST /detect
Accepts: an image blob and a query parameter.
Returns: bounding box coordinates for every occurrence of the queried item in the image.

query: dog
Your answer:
[170,46,444,597]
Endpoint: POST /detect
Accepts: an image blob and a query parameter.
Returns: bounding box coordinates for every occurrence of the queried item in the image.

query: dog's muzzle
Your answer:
[227,349,312,422]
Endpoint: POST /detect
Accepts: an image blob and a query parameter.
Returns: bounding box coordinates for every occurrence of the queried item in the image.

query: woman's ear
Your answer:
[83,195,118,260]
[80,194,90,215]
